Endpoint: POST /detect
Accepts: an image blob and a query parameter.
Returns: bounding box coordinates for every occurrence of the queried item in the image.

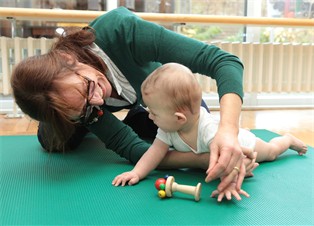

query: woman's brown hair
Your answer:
[11,27,107,151]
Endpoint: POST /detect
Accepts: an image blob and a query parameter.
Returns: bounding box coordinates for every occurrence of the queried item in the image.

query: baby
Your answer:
[112,63,307,201]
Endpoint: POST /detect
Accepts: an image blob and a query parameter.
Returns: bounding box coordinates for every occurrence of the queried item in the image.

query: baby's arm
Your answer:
[112,138,169,186]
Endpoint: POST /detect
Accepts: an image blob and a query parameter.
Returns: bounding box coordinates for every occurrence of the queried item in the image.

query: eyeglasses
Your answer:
[73,72,103,125]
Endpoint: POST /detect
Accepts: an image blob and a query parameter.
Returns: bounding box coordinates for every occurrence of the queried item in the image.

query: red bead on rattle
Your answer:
[154,175,202,201]
[155,178,166,190]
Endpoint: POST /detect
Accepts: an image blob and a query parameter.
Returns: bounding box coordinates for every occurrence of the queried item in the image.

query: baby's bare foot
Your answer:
[285,133,308,155]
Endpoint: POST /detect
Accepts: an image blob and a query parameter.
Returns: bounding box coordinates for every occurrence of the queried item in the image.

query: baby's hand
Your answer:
[210,182,250,202]
[112,171,140,186]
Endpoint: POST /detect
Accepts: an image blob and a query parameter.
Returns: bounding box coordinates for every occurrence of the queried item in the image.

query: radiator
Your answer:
[0,37,313,96]
[197,41,313,94]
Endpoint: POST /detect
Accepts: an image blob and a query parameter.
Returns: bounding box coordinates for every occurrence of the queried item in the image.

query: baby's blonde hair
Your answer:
[141,63,202,114]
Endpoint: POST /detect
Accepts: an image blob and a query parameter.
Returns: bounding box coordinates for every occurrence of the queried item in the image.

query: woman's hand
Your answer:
[205,127,244,191]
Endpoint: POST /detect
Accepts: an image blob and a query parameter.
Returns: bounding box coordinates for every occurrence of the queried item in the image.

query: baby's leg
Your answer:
[255,134,307,162]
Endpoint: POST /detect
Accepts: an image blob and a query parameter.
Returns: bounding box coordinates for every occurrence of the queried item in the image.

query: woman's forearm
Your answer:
[218,93,242,133]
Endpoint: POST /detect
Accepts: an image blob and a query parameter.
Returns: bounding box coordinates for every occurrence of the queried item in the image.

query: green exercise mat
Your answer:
[0,130,313,225]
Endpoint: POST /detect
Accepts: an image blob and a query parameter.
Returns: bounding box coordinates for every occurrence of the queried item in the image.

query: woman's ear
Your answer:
[174,112,187,124]
[59,52,76,65]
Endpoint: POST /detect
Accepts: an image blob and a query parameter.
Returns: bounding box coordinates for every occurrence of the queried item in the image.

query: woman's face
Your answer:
[58,62,112,121]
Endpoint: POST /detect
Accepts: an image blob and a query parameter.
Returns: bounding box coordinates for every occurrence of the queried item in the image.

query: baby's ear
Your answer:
[174,112,187,124]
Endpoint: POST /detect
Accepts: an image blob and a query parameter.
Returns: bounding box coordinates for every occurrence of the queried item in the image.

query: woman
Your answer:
[11,7,246,191]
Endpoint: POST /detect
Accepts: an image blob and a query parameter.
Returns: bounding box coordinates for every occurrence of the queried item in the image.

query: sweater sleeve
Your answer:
[87,108,150,164]
[108,7,244,101]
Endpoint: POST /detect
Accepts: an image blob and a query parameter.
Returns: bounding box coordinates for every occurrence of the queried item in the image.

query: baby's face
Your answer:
[143,93,181,132]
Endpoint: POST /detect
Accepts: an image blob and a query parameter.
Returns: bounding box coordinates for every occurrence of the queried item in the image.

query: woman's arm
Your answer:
[127,14,244,100]
[87,108,150,164]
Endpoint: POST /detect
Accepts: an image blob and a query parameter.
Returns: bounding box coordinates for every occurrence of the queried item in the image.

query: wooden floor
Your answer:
[1,109,313,147]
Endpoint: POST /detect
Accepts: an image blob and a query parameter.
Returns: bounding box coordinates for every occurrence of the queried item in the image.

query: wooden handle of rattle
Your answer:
[165,176,202,201]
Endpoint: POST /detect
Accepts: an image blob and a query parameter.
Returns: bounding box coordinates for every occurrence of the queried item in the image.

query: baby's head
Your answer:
[142,63,202,113]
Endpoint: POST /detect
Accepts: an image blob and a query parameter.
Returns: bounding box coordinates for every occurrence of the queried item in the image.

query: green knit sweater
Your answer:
[87,7,244,163]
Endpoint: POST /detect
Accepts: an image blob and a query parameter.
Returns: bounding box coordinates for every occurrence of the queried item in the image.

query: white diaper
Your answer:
[238,129,256,150]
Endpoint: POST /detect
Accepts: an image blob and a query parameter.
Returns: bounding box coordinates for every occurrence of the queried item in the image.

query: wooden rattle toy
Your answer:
[155,175,202,201]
